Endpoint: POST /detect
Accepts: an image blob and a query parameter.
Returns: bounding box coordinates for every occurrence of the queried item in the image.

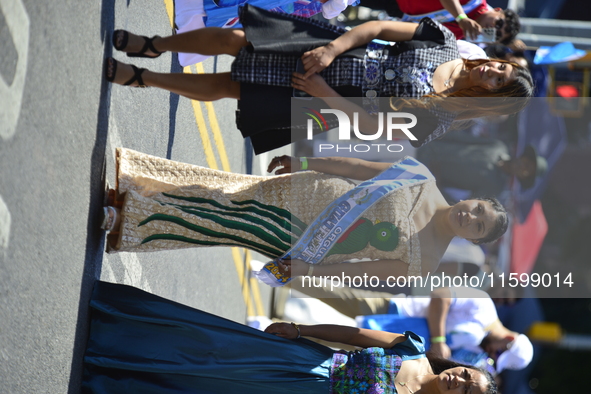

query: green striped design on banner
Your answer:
[231,200,307,233]
[162,203,294,244]
[139,213,289,255]
[161,193,308,235]
[141,234,281,258]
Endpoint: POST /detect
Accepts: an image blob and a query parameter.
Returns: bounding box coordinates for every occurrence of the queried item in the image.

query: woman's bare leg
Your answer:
[144,70,240,100]
[116,28,248,57]
[108,59,240,100]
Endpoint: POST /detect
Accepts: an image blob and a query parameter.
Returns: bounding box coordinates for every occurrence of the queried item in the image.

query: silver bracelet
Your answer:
[291,322,301,339]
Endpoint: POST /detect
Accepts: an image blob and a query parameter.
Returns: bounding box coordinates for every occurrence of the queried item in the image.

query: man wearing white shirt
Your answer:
[290,285,533,372]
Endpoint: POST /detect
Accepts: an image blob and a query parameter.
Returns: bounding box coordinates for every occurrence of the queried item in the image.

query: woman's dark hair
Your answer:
[473,196,509,244]
[484,43,526,61]
[391,58,534,121]
[501,9,521,45]
[484,44,512,60]
[453,58,534,101]
[427,355,498,394]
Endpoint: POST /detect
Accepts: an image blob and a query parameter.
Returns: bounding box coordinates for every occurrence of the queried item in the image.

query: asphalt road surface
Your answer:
[0,1,284,392]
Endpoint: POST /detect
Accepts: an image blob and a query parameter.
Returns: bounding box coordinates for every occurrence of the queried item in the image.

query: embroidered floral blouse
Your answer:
[329,331,426,394]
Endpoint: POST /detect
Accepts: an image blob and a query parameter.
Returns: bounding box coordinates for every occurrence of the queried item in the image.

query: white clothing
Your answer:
[174,0,352,66]
[321,0,357,19]
[440,237,486,265]
[174,0,210,66]
[390,287,498,350]
[456,40,488,60]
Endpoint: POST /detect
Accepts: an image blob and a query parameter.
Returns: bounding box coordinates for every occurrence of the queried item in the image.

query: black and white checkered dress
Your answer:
[232,15,459,98]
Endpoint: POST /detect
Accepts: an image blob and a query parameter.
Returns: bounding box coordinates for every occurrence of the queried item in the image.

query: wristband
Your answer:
[455,13,468,22]
[291,322,301,339]
[306,264,314,277]
[299,157,308,171]
[431,336,447,344]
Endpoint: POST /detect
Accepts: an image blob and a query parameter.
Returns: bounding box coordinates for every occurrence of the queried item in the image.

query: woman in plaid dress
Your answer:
[106,5,533,154]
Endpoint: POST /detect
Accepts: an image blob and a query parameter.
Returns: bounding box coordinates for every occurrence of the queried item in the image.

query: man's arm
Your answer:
[439,0,481,39]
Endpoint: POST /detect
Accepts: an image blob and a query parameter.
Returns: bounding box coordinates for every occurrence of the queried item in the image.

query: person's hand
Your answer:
[276,258,309,277]
[301,46,337,78]
[264,322,300,339]
[291,73,335,97]
[428,342,451,359]
[458,17,482,41]
[267,155,298,174]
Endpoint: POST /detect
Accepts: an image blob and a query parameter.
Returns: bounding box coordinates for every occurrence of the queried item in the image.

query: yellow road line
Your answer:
[245,250,266,316]
[184,66,219,169]
[166,2,265,318]
[164,0,174,27]
[195,63,231,172]
[232,248,255,317]
[249,277,266,316]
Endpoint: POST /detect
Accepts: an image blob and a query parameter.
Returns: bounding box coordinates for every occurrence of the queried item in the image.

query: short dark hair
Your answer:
[484,44,512,59]
[501,9,520,45]
[428,355,498,394]
[473,197,509,244]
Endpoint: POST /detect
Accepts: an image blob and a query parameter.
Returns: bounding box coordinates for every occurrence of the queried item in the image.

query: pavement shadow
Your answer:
[245,137,254,175]
[66,0,114,392]
[166,54,183,159]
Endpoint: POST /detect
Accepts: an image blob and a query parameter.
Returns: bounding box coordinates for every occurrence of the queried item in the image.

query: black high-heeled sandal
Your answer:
[105,58,148,88]
[112,29,162,58]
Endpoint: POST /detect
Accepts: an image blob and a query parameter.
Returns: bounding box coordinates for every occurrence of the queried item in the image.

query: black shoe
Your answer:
[104,57,147,88]
[112,29,162,58]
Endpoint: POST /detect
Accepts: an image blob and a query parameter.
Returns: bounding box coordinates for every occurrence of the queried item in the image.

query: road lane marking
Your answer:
[232,248,255,316]
[190,65,264,316]
[105,0,259,307]
[245,250,266,316]
[181,66,262,315]
[165,2,264,317]
[164,0,174,27]
[0,0,30,140]
[184,65,219,169]
[195,63,231,172]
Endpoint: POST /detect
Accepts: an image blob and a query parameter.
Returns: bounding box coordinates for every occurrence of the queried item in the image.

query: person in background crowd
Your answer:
[416,134,548,201]
[288,285,534,373]
[359,0,520,44]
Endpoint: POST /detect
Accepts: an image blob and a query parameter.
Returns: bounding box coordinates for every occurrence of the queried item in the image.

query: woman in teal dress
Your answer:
[83,281,497,394]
